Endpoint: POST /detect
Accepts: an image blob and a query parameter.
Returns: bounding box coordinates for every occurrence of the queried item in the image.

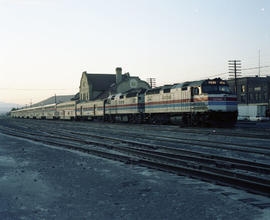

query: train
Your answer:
[11,78,238,127]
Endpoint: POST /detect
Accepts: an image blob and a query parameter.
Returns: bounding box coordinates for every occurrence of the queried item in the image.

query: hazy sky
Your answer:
[0,0,269,105]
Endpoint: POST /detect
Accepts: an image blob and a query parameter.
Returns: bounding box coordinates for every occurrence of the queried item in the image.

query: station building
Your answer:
[79,67,150,101]
[227,76,270,120]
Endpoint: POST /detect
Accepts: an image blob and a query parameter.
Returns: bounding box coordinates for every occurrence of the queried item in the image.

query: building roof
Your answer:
[86,73,116,90]
[91,75,140,100]
[71,92,80,101]
[32,95,74,107]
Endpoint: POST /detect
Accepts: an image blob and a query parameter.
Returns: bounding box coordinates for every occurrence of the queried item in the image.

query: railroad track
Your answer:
[21,120,270,158]
[4,119,270,175]
[0,121,270,197]
[80,120,270,140]
[4,119,270,164]
[12,119,270,147]
[10,123,269,170]
[66,127,270,156]
[7,118,270,140]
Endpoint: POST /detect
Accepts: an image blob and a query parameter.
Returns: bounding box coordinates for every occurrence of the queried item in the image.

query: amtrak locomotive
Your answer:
[11,78,238,127]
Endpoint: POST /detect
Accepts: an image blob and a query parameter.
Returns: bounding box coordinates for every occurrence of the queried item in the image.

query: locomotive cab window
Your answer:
[192,87,199,95]
[202,81,231,94]
[219,85,231,93]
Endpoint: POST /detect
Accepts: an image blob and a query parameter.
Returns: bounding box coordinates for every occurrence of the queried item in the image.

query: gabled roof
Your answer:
[86,73,116,90]
[86,73,135,100]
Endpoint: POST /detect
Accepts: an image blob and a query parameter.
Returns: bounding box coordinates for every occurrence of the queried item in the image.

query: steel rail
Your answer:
[9,118,270,140]
[12,119,270,155]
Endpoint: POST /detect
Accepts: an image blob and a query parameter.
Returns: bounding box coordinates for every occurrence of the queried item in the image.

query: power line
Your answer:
[203,65,270,80]
[241,65,270,71]
[0,88,77,91]
[2,65,270,92]
[203,72,228,78]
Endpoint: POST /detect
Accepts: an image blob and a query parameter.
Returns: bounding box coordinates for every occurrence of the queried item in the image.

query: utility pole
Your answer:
[258,49,261,77]
[228,60,241,97]
[147,78,156,88]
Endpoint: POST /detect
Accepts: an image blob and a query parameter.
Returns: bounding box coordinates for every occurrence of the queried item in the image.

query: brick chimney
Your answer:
[116,67,122,84]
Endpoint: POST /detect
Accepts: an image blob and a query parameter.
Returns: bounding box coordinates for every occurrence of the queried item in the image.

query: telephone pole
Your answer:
[147,78,156,88]
[258,49,261,77]
[228,60,241,96]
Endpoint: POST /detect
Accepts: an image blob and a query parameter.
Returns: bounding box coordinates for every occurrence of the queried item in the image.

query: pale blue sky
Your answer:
[0,0,269,104]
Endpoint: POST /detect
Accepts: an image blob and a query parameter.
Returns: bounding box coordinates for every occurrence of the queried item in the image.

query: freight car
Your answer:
[11,78,238,127]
